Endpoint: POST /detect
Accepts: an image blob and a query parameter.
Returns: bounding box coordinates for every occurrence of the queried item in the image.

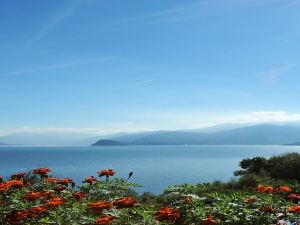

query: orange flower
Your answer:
[0,184,7,194]
[97,169,115,177]
[24,192,43,201]
[46,177,59,182]
[0,180,24,193]
[154,207,180,223]
[112,197,137,209]
[263,186,274,193]
[41,191,53,198]
[95,215,117,225]
[53,186,66,192]
[83,176,98,184]
[29,206,48,215]
[277,186,292,193]
[45,197,63,208]
[244,198,256,203]
[55,178,75,187]
[32,168,52,176]
[289,194,300,201]
[288,205,300,213]
[256,185,265,192]
[7,206,48,223]
[73,191,87,200]
[5,179,24,189]
[202,215,218,225]
[259,206,275,213]
[87,200,112,213]
[6,206,48,224]
[256,185,274,193]
[11,172,26,180]
[6,210,30,224]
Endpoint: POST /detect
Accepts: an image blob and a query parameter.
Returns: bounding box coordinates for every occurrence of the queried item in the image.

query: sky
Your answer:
[1,0,300,136]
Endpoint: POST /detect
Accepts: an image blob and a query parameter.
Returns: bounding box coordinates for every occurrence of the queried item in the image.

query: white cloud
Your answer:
[193,111,300,127]
[3,111,300,136]
[0,121,151,137]
[0,127,106,137]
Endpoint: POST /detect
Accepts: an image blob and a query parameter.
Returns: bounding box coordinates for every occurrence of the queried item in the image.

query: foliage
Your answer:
[235,153,300,181]
[163,184,300,225]
[1,153,300,224]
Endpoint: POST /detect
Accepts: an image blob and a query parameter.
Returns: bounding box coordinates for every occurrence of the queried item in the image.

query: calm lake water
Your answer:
[1,145,300,194]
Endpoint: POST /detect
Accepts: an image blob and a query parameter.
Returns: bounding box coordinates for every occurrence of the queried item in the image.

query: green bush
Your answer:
[235,153,300,181]
[1,153,300,224]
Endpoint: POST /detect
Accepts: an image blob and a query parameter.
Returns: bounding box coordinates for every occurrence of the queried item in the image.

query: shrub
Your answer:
[235,153,300,181]
[1,153,300,224]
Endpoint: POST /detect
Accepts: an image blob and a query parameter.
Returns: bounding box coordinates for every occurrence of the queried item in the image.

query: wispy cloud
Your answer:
[29,0,296,41]
[31,0,292,39]
[100,0,291,30]
[136,78,159,86]
[100,0,213,30]
[133,0,212,20]
[256,62,299,84]
[0,56,116,77]
[33,0,94,41]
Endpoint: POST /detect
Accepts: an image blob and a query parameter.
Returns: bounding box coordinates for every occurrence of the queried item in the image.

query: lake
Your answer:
[1,145,300,194]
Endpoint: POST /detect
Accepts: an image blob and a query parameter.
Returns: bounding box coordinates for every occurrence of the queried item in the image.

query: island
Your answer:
[91,139,128,146]
[283,142,300,146]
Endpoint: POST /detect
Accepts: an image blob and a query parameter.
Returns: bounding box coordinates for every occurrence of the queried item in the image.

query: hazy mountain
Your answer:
[0,131,131,146]
[113,131,168,143]
[0,142,7,145]
[0,132,97,146]
[203,124,300,145]
[283,142,300,146]
[94,124,300,146]
[92,139,128,146]
[70,133,127,146]
[3,123,300,146]
[131,131,208,145]
[184,123,250,133]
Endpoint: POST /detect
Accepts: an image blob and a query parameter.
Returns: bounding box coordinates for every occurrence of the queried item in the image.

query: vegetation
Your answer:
[1,153,300,224]
[235,153,300,181]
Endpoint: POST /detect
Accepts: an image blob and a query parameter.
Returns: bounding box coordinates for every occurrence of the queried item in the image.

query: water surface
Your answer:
[1,145,300,194]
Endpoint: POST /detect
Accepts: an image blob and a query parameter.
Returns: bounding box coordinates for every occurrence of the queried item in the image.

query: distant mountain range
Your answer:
[3,123,300,146]
[283,142,300,146]
[0,132,97,146]
[92,124,300,146]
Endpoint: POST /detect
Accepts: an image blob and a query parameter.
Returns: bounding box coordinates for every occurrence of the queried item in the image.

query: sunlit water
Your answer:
[1,145,300,194]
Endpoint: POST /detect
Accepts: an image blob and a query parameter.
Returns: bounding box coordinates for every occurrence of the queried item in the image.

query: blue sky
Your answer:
[1,0,300,135]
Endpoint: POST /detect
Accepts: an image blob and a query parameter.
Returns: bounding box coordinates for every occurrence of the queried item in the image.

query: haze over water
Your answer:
[1,145,300,194]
